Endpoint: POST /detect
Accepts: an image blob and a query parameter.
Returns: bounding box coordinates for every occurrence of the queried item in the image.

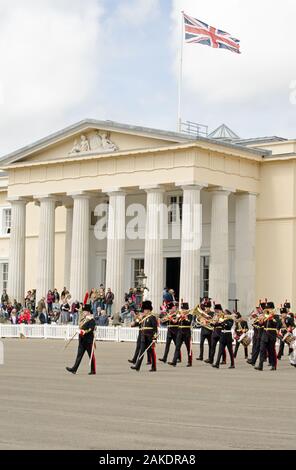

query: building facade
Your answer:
[0,119,294,314]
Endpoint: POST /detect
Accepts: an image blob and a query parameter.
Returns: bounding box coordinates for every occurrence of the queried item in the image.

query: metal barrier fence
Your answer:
[0,324,201,344]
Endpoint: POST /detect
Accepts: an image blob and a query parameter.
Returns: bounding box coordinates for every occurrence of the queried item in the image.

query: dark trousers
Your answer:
[72,338,96,373]
[215,333,234,367]
[132,332,151,364]
[162,329,180,362]
[259,335,277,368]
[135,334,156,371]
[209,331,226,364]
[234,340,248,358]
[198,330,212,360]
[172,331,192,365]
[251,333,261,364]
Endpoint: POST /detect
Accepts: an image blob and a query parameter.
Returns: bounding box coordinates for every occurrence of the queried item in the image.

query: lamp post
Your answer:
[135,269,147,307]
[229,298,239,313]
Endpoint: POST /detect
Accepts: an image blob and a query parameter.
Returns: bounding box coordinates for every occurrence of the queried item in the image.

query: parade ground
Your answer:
[0,339,295,450]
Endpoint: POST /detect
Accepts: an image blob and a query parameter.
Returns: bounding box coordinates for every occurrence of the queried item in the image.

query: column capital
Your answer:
[7,196,29,204]
[208,186,236,196]
[236,191,258,198]
[176,181,208,191]
[34,194,58,202]
[67,191,92,200]
[104,187,126,197]
[140,184,165,193]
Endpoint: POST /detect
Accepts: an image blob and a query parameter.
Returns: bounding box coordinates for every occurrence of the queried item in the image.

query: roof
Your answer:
[0,118,270,167]
[235,136,287,146]
[208,124,240,140]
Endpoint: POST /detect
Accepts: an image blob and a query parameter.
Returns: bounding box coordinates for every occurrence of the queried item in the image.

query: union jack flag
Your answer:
[183,12,240,54]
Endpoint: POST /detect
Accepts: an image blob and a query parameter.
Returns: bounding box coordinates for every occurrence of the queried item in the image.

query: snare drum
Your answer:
[240,334,251,348]
[283,332,296,346]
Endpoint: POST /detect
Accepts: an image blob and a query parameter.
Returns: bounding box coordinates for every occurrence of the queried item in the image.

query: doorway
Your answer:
[165,258,181,300]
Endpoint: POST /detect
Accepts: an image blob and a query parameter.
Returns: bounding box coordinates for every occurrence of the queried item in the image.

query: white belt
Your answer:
[222,330,232,333]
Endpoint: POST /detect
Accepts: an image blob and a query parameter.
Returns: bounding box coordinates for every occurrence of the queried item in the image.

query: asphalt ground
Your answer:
[0,338,295,450]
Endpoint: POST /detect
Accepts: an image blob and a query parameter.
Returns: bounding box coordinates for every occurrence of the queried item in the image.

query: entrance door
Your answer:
[166,258,181,300]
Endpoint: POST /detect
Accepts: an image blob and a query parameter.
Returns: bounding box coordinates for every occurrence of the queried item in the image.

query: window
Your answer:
[168,195,183,223]
[133,259,144,288]
[101,259,107,286]
[0,263,8,291]
[201,256,210,298]
[2,208,11,235]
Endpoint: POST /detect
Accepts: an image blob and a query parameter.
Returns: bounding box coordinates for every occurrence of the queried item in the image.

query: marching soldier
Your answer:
[159,304,181,364]
[130,301,158,372]
[234,312,249,359]
[168,304,193,367]
[205,304,226,365]
[255,302,281,371]
[196,300,213,362]
[212,310,235,369]
[247,306,265,366]
[66,304,96,375]
[277,305,295,359]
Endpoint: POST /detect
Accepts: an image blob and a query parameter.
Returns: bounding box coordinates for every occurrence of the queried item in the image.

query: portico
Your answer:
[1,119,264,313]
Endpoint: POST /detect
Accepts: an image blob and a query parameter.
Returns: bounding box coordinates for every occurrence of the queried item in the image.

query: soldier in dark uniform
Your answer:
[247,306,265,366]
[277,303,295,360]
[66,304,96,375]
[196,301,213,362]
[130,301,158,372]
[255,302,281,371]
[212,310,235,369]
[205,304,225,365]
[168,304,193,367]
[234,312,249,359]
[159,304,181,363]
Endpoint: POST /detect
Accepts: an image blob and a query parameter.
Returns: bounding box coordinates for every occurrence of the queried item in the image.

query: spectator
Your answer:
[39,307,51,324]
[1,289,8,305]
[18,308,31,324]
[105,288,114,317]
[97,310,109,326]
[46,290,54,313]
[111,310,121,327]
[10,309,17,324]
[71,300,80,325]
[97,286,105,309]
[60,298,71,324]
[37,297,46,315]
[53,288,60,303]
[52,301,61,323]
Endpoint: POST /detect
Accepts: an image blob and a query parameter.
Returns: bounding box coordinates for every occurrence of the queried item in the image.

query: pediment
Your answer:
[0,119,189,167]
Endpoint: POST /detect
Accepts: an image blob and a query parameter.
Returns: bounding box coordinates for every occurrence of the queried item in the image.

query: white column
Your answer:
[36,196,56,302]
[64,205,73,289]
[209,189,231,309]
[235,193,257,315]
[142,186,164,312]
[179,184,204,309]
[7,198,27,303]
[105,190,126,314]
[69,193,90,303]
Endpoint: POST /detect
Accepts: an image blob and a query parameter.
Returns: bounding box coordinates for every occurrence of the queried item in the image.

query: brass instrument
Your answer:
[193,304,214,330]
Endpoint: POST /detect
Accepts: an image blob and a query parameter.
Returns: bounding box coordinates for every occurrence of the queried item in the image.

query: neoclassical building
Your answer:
[0,119,294,314]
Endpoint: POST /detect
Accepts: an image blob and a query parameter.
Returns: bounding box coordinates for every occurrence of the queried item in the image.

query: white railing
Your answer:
[0,324,201,344]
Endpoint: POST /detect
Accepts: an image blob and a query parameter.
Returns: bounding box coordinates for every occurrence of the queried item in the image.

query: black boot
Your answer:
[158,358,166,363]
[130,365,140,371]
[66,367,76,375]
[212,364,219,369]
[168,362,177,367]
[255,365,263,371]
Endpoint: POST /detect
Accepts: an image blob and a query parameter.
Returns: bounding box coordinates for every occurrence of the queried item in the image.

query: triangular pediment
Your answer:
[0,119,191,167]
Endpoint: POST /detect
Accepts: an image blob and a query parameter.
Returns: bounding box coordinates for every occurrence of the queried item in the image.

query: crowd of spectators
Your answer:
[0,284,179,327]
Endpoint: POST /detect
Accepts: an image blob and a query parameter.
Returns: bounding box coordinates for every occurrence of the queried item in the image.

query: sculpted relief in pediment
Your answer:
[68,131,118,156]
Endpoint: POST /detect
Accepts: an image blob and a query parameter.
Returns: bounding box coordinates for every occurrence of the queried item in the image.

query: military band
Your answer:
[65,295,296,375]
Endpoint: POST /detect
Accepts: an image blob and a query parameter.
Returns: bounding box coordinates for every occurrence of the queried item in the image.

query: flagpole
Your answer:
[177,11,184,132]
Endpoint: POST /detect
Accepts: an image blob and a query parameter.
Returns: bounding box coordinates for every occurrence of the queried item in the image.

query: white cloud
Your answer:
[114,0,160,26]
[0,0,104,154]
[171,0,296,133]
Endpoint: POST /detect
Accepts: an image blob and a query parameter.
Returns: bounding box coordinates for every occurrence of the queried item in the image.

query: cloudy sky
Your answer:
[0,0,296,155]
